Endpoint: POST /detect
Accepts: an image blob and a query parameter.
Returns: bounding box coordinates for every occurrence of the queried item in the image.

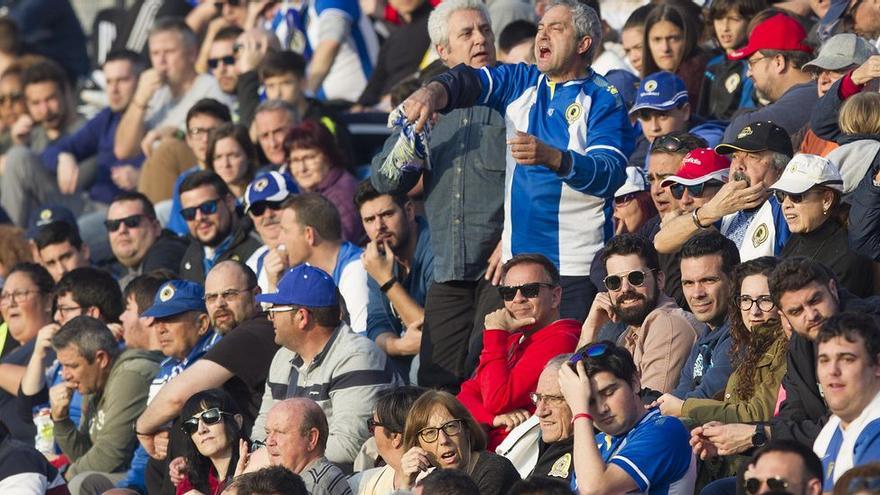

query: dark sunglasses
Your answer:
[207,55,236,69]
[669,181,724,200]
[744,476,789,495]
[181,407,233,435]
[104,214,146,232]
[0,92,22,105]
[249,200,285,217]
[614,192,640,205]
[650,134,685,153]
[181,200,219,221]
[772,189,812,204]
[498,282,554,301]
[568,342,611,369]
[603,269,652,292]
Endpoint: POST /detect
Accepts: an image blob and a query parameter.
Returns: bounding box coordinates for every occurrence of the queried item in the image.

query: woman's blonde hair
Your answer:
[839,91,880,136]
[402,390,487,452]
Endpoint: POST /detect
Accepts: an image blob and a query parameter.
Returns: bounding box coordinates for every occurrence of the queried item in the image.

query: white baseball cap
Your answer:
[769,154,843,194]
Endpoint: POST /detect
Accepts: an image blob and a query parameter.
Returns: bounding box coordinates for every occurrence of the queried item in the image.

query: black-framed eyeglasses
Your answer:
[848,474,880,494]
[367,418,395,434]
[669,181,724,200]
[187,126,215,139]
[418,419,463,443]
[614,192,641,205]
[604,269,652,292]
[104,214,147,232]
[568,342,611,368]
[0,289,38,305]
[204,287,255,305]
[0,92,23,105]
[207,55,236,70]
[498,282,554,301]
[650,134,685,153]
[772,189,817,204]
[249,200,286,217]
[181,199,219,221]
[735,295,775,312]
[181,407,234,435]
[56,305,83,318]
[529,392,566,406]
[744,476,789,495]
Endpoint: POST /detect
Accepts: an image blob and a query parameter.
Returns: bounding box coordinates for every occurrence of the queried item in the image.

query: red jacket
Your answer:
[457,319,581,450]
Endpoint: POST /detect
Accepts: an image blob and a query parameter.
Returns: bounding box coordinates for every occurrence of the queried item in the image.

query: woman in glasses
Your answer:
[611,167,657,235]
[205,123,258,200]
[399,391,520,494]
[770,154,873,297]
[176,388,248,495]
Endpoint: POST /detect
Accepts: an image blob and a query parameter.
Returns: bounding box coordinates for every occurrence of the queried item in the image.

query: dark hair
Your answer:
[54,267,124,323]
[768,257,836,308]
[680,231,740,276]
[648,131,708,156]
[0,18,20,55]
[214,25,244,43]
[179,169,233,199]
[416,468,480,495]
[577,340,640,385]
[283,120,347,169]
[281,193,342,242]
[111,191,157,219]
[374,386,427,435]
[179,389,245,492]
[728,257,783,400]
[389,78,421,108]
[228,466,309,494]
[123,271,176,315]
[509,476,575,495]
[501,253,561,286]
[205,123,259,186]
[8,262,54,296]
[498,20,537,53]
[258,50,307,81]
[751,440,823,483]
[817,312,880,365]
[758,48,813,72]
[186,98,232,130]
[353,180,409,213]
[641,4,701,78]
[103,49,146,73]
[51,316,121,362]
[149,17,198,51]
[833,462,880,495]
[305,305,342,328]
[602,233,660,272]
[708,0,767,21]
[33,221,83,251]
[623,4,653,31]
[21,59,69,92]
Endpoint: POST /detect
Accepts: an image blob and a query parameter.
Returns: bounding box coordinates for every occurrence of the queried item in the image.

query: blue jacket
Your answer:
[671,321,734,400]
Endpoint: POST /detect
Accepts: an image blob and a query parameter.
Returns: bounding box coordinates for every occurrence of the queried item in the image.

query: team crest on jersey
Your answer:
[39,209,53,221]
[738,126,753,139]
[565,103,583,124]
[644,80,658,93]
[752,223,769,248]
[254,177,270,192]
[549,453,572,478]
[159,284,175,302]
[606,85,619,96]
[725,73,741,94]
[289,31,307,53]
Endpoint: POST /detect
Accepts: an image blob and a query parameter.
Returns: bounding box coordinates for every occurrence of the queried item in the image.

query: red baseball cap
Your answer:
[660,148,731,187]
[728,14,812,61]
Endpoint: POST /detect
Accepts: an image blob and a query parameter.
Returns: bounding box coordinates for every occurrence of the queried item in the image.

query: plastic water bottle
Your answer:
[34,408,54,455]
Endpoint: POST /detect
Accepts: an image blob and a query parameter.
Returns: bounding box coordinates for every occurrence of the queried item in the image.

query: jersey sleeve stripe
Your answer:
[610,455,651,491]
[584,144,628,162]
[481,66,493,105]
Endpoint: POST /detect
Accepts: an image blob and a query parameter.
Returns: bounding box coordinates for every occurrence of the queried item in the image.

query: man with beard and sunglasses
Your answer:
[456,254,580,450]
[580,234,699,395]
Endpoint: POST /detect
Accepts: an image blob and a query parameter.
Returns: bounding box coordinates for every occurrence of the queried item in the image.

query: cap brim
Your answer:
[615,185,646,197]
[769,176,819,194]
[142,303,191,319]
[803,56,853,72]
[660,170,728,187]
[255,293,288,305]
[715,142,765,155]
[628,102,677,115]
[727,45,758,61]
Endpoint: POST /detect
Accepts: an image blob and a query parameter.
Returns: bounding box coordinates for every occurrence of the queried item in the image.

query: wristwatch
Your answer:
[751,422,768,448]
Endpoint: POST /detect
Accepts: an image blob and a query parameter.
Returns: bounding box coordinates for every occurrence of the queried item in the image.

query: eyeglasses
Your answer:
[848,474,880,493]
[497,282,554,301]
[747,56,768,69]
[0,289,38,305]
[744,476,789,495]
[56,305,83,319]
[249,200,285,217]
[418,419,463,443]
[267,305,301,321]
[204,287,254,305]
[207,55,236,70]
[772,189,817,204]
[367,418,395,434]
[187,127,215,139]
[104,214,147,232]
[568,342,611,368]
[0,92,23,105]
[736,295,775,312]
[288,151,323,166]
[180,199,219,221]
[650,135,685,153]
[614,192,640,205]
[603,269,652,292]
[669,181,724,200]
[181,407,234,435]
[529,392,567,406]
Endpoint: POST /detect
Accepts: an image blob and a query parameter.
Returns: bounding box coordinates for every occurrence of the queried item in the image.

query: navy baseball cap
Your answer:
[604,69,641,110]
[142,280,207,318]
[256,264,338,308]
[629,71,689,116]
[244,171,298,214]
[26,205,78,239]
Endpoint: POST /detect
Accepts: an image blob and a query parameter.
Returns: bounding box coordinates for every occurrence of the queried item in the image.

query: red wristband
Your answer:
[571,412,593,425]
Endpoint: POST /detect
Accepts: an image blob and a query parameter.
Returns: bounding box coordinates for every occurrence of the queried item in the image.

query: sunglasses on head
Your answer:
[669,180,724,200]
[181,199,219,221]
[181,407,233,435]
[568,342,611,370]
[249,200,285,217]
[603,269,652,292]
[650,134,686,153]
[104,214,147,232]
[207,55,236,69]
[497,282,553,301]
[744,476,789,495]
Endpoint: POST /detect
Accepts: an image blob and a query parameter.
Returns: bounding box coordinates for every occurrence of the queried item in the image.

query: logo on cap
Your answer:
[565,103,583,124]
[752,223,769,248]
[40,209,52,221]
[159,285,175,302]
[644,80,658,92]
[738,126,753,139]
[254,178,269,192]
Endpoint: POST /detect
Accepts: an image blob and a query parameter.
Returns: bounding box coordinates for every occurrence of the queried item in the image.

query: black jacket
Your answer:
[141,229,189,273]
[179,219,262,284]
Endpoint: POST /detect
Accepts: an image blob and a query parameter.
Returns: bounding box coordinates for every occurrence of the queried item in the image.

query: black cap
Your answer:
[715,121,793,157]
[26,205,78,239]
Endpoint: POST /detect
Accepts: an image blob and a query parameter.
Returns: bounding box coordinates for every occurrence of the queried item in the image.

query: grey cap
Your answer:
[804,33,878,71]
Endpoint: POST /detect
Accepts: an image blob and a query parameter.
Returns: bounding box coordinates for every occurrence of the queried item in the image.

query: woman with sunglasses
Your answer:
[399,391,520,494]
[176,389,248,495]
[612,168,657,235]
[770,154,874,297]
